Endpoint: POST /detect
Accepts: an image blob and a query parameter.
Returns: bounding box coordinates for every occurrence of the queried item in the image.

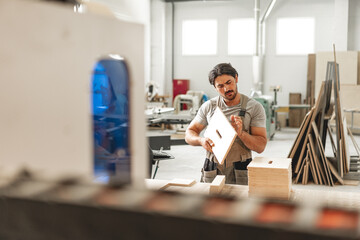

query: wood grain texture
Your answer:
[204,107,237,164]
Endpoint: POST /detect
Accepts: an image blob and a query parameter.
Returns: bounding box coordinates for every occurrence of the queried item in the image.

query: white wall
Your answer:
[263,0,335,105]
[164,0,349,105]
[172,1,255,102]
[349,0,360,50]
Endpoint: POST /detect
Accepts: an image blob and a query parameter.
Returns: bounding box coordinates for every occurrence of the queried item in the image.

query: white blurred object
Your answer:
[145,81,159,102]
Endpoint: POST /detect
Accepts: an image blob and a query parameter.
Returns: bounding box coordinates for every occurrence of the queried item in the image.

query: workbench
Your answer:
[0,176,359,239]
[145,179,360,210]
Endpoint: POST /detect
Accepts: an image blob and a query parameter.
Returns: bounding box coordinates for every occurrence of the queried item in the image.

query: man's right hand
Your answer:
[200,137,214,152]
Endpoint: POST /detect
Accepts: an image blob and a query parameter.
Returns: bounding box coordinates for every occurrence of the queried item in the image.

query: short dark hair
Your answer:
[208,63,238,86]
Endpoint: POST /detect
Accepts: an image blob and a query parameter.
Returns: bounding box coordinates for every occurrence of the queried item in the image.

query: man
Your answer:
[185,63,267,185]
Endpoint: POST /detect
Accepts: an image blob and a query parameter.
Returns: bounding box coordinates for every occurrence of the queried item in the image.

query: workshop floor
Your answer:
[152,127,360,193]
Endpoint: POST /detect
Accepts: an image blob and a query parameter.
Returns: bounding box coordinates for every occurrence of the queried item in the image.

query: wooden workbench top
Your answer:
[145,179,360,210]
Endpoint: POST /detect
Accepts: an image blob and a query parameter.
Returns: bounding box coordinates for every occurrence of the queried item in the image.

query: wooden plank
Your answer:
[209,175,225,194]
[333,47,344,177]
[204,107,237,164]
[302,161,309,185]
[306,145,318,184]
[160,178,196,190]
[348,126,360,156]
[343,118,351,173]
[308,134,327,185]
[327,124,337,157]
[327,160,344,185]
[307,54,316,107]
[312,121,333,186]
[306,151,314,184]
[308,142,322,185]
[317,135,334,186]
[168,178,196,186]
[292,110,313,173]
[288,109,311,159]
[294,155,306,184]
[343,179,359,186]
[294,83,325,174]
[339,138,344,177]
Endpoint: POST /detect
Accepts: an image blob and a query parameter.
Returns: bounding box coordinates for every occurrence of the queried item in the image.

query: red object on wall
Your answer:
[173,79,190,109]
[173,79,189,100]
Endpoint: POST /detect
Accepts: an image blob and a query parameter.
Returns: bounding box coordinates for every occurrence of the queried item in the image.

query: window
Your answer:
[228,18,255,55]
[276,17,315,55]
[182,19,217,55]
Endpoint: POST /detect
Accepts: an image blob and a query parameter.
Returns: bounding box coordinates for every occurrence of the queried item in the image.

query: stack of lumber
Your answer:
[289,48,355,185]
[248,157,292,200]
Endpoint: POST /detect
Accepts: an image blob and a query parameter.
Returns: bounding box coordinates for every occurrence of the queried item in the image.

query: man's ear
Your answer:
[235,75,238,83]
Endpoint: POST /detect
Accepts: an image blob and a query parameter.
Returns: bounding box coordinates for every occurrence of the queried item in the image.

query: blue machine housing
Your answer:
[91,57,130,183]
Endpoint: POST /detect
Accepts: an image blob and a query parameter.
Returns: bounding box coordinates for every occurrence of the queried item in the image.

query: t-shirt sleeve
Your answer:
[250,101,266,128]
[193,100,212,126]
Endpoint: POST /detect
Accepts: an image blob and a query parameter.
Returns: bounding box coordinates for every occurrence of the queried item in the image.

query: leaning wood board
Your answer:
[204,107,237,164]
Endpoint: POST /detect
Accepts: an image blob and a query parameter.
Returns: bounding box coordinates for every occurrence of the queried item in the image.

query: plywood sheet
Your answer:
[315,51,358,98]
[340,84,360,130]
[204,107,237,164]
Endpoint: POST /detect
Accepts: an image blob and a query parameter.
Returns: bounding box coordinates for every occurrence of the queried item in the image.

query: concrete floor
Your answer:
[152,127,360,193]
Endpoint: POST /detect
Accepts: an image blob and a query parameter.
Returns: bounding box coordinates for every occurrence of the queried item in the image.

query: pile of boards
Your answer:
[248,157,292,200]
[288,58,356,186]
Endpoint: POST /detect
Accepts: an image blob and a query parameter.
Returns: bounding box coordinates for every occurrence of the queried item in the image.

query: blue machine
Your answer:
[91,56,130,183]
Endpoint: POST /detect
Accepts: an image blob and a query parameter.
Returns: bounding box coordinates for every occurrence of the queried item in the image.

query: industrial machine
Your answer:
[254,95,276,140]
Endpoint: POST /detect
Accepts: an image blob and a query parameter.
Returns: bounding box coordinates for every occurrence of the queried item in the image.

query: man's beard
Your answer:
[224,89,237,101]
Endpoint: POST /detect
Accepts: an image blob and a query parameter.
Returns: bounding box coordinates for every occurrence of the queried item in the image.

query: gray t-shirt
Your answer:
[194,95,266,133]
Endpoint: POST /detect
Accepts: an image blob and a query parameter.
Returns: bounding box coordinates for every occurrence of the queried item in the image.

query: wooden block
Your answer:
[204,107,237,164]
[209,175,225,194]
[248,157,292,200]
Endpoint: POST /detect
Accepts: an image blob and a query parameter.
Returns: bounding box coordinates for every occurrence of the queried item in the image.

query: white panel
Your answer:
[0,0,146,184]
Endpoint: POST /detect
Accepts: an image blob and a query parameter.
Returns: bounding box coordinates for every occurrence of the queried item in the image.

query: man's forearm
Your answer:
[185,129,202,146]
[239,131,267,153]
